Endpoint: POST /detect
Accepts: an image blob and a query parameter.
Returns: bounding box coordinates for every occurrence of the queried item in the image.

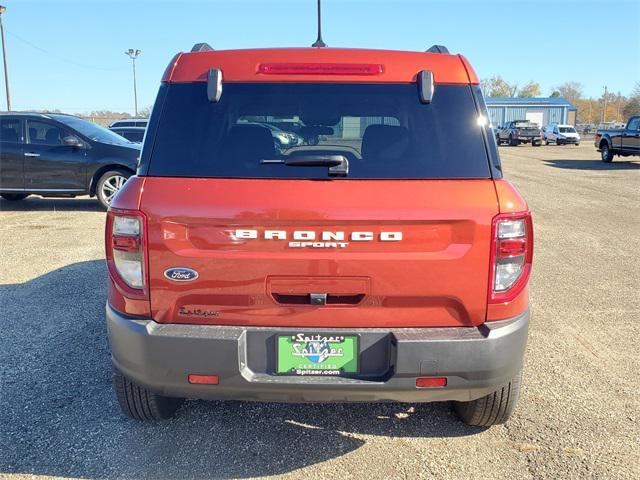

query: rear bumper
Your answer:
[107,304,529,403]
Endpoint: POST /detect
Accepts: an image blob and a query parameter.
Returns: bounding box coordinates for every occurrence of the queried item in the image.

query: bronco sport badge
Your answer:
[234,229,402,249]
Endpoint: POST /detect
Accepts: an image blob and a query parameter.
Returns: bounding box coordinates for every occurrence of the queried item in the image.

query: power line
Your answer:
[7,30,128,71]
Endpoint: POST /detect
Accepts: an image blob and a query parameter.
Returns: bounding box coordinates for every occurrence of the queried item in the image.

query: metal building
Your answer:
[486,97,577,127]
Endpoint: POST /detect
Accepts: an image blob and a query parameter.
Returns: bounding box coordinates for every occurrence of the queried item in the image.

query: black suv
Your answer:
[0,112,140,208]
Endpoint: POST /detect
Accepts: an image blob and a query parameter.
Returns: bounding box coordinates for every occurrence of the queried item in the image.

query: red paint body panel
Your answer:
[162,48,478,85]
[136,178,499,328]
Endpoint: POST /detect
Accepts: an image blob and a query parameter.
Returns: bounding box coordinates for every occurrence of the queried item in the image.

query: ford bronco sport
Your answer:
[105,44,533,426]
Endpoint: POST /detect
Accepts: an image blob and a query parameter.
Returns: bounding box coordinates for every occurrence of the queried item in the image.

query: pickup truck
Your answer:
[105,44,533,427]
[496,120,542,146]
[595,116,640,162]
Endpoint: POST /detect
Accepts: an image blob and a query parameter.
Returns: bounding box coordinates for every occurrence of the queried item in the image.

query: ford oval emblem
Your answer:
[164,267,199,282]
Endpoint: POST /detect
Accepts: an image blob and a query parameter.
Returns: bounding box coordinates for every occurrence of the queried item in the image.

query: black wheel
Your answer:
[1,193,29,201]
[96,169,132,209]
[453,369,522,426]
[508,134,517,146]
[113,369,183,421]
[532,139,541,147]
[496,134,501,146]
[575,142,580,146]
[600,143,614,162]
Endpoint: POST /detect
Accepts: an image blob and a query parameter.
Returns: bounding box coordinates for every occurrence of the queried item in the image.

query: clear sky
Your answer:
[2,0,639,114]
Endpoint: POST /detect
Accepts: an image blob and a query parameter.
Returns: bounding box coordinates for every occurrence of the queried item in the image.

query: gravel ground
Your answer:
[0,144,638,479]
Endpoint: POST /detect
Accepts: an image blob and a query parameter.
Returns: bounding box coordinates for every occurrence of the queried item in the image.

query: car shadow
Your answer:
[543,159,640,170]
[0,196,103,212]
[0,261,483,479]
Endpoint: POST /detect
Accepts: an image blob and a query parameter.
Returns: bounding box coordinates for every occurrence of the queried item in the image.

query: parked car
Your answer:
[0,112,140,208]
[244,122,302,149]
[106,44,533,427]
[594,115,640,162]
[496,120,542,146]
[542,124,580,145]
[110,126,146,143]
[109,118,149,128]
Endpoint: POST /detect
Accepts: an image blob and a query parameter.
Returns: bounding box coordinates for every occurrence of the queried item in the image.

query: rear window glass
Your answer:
[147,83,491,179]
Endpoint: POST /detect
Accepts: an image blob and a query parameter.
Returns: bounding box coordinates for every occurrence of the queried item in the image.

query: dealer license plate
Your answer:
[276,333,359,376]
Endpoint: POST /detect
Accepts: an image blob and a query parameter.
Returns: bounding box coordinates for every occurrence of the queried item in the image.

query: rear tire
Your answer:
[600,143,614,162]
[113,369,183,421]
[1,193,29,201]
[453,369,522,426]
[96,169,132,209]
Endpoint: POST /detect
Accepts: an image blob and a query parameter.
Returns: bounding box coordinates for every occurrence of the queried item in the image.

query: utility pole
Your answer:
[125,49,141,117]
[616,91,622,122]
[0,5,11,111]
[602,85,608,123]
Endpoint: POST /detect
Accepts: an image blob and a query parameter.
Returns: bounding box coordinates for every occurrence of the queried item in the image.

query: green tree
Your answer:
[550,91,561,98]
[518,82,541,98]
[481,76,518,98]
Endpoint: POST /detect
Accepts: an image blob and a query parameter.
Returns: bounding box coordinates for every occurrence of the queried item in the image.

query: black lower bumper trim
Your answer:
[107,305,529,403]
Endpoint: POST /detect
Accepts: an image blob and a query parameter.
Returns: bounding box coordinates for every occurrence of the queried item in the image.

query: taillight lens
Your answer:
[106,210,148,296]
[489,213,533,303]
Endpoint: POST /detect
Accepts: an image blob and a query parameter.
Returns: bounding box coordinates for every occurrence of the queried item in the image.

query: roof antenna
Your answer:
[311,0,327,47]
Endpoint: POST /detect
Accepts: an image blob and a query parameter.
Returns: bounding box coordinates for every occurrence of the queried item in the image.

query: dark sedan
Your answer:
[0,112,140,208]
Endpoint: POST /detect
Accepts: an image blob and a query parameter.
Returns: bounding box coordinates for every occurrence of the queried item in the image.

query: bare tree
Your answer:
[623,82,640,118]
[553,82,584,103]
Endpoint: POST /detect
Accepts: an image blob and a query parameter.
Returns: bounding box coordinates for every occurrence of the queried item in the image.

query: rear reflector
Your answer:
[416,377,447,388]
[188,374,219,385]
[258,63,384,75]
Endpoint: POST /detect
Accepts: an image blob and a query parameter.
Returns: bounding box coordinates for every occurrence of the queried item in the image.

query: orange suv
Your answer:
[105,44,533,426]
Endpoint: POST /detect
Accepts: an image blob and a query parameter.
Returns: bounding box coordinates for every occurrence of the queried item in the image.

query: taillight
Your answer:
[489,212,533,304]
[106,209,148,299]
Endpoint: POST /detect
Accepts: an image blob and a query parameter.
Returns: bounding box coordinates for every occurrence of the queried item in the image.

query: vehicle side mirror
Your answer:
[63,135,82,148]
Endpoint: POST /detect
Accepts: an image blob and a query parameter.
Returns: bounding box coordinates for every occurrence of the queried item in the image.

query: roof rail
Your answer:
[426,45,450,54]
[191,43,214,52]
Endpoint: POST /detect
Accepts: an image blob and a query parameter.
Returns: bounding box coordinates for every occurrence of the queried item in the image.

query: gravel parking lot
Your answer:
[1,143,638,479]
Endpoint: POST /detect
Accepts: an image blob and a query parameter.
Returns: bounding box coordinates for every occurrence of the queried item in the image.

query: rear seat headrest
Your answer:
[361,125,410,161]
[223,124,276,162]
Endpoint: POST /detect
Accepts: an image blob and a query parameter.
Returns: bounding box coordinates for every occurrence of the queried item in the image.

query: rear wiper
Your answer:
[261,155,349,177]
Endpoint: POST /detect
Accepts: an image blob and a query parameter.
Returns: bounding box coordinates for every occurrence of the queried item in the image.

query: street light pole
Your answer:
[602,85,608,123]
[0,5,11,111]
[125,49,141,117]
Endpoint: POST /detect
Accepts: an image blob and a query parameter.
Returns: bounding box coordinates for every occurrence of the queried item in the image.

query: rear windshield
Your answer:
[146,83,491,179]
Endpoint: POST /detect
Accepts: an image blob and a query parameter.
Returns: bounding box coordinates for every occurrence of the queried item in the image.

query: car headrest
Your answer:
[361,125,410,162]
[45,127,61,144]
[1,128,18,143]
[223,124,276,162]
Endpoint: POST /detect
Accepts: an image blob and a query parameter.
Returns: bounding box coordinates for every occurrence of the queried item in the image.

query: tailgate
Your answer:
[141,178,498,328]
